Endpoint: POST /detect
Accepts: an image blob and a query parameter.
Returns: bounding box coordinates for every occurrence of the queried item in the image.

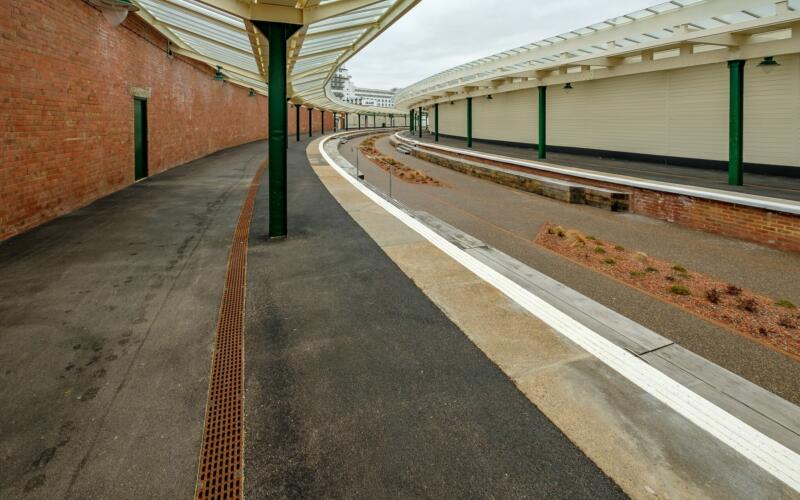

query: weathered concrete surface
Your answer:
[0,142,265,499]
[345,134,800,406]
[323,135,796,499]
[241,136,625,499]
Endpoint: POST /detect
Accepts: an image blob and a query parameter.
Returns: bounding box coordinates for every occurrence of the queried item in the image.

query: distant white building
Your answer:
[331,67,396,108]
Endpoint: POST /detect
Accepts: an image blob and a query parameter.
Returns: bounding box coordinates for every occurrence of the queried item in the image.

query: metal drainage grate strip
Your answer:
[195,163,265,500]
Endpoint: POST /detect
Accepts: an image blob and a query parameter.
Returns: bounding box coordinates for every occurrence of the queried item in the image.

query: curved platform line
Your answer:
[394,133,800,216]
[319,132,800,492]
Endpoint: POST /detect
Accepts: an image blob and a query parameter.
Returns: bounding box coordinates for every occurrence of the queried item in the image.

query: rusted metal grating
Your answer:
[195,163,265,500]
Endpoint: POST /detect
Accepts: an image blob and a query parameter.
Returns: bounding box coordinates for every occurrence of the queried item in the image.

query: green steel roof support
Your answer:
[538,86,547,160]
[418,106,422,138]
[321,110,325,135]
[467,97,473,148]
[410,109,414,132]
[728,60,745,186]
[308,107,313,137]
[333,112,337,132]
[257,21,301,238]
[434,103,439,142]
[295,104,301,142]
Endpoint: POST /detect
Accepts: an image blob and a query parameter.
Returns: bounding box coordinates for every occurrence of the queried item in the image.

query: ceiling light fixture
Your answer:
[86,0,138,27]
[563,82,574,92]
[757,56,780,73]
[213,66,226,82]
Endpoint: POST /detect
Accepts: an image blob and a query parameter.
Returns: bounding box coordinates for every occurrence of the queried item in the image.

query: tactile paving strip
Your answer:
[195,163,265,500]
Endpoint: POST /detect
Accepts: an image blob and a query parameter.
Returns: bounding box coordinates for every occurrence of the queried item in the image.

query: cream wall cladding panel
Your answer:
[744,53,800,167]
[439,99,467,137]
[549,71,669,157]
[665,62,728,161]
[472,88,538,143]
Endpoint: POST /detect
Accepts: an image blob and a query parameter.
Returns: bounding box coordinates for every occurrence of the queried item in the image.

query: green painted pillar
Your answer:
[418,106,422,138]
[308,108,313,137]
[333,112,337,132]
[345,113,348,131]
[295,104,301,142]
[434,103,439,142]
[257,21,300,238]
[466,97,473,148]
[728,59,745,186]
[358,114,361,130]
[410,110,414,132]
[538,86,547,159]
[321,110,325,134]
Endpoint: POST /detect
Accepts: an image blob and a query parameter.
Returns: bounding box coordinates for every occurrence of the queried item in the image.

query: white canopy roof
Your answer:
[131,0,418,114]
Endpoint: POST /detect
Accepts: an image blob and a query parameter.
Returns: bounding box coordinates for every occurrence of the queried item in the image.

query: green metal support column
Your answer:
[308,108,313,137]
[434,103,439,142]
[295,104,301,142]
[257,21,300,238]
[321,110,325,134]
[418,106,422,138]
[728,59,745,186]
[538,86,547,159]
[466,97,473,148]
[410,110,414,132]
[357,114,361,130]
[333,112,337,132]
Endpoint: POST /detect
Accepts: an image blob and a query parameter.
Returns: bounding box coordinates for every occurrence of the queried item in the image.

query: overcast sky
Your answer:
[344,0,659,90]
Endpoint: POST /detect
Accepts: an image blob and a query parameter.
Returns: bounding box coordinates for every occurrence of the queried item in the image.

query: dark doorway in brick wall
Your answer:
[134,97,148,181]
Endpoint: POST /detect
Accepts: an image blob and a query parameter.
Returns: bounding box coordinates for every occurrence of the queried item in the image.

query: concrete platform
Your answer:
[344,133,800,408]
[242,136,623,498]
[0,141,264,498]
[323,131,800,498]
[0,137,623,498]
[412,132,800,202]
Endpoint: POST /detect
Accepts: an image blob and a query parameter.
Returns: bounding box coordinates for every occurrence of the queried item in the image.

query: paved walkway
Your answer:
[348,133,800,406]
[0,142,264,498]
[0,137,623,498]
[413,132,800,202]
[243,137,622,498]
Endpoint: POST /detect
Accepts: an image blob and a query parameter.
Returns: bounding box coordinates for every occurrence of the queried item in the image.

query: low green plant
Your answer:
[669,285,691,296]
[614,245,625,251]
[586,235,597,241]
[671,264,687,273]
[603,258,616,265]
[630,271,645,278]
[645,266,659,273]
[775,299,796,309]
[594,246,606,254]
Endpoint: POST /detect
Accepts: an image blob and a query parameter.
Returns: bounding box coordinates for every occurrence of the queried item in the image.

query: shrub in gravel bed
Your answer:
[535,222,800,359]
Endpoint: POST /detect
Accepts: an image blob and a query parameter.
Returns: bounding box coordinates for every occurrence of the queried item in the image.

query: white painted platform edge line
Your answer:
[318,135,800,492]
[393,132,800,216]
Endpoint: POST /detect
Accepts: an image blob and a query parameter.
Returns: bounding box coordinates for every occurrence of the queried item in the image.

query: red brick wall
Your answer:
[631,190,800,253]
[416,143,800,253]
[0,0,272,240]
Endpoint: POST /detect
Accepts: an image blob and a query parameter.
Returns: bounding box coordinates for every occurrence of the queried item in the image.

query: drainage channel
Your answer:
[195,162,265,500]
